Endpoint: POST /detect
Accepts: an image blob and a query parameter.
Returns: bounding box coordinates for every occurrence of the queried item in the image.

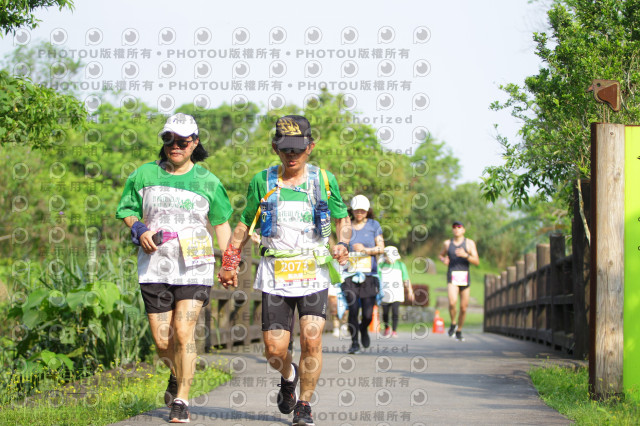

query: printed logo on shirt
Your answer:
[179,199,195,211]
[277,210,313,223]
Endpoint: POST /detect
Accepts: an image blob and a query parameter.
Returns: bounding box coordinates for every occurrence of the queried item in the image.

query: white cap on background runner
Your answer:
[350,194,370,211]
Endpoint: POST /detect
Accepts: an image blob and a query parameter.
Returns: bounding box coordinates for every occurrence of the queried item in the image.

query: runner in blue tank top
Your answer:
[438,221,479,342]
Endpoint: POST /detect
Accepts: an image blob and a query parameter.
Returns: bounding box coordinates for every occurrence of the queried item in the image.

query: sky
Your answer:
[0,0,549,183]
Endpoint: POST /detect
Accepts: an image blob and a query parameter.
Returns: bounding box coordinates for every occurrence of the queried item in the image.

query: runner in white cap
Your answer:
[116,113,232,423]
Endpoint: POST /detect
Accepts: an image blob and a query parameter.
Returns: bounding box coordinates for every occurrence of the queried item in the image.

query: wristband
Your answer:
[131,221,150,246]
[222,245,242,271]
[336,242,349,250]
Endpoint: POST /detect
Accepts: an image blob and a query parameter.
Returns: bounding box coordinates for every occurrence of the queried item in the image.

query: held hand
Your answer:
[440,255,450,266]
[139,231,157,254]
[218,269,238,288]
[332,244,349,265]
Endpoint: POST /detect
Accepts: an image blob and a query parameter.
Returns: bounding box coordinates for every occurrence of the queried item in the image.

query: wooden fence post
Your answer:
[516,260,525,332]
[524,252,536,338]
[507,266,516,334]
[549,233,565,349]
[573,180,590,360]
[484,275,490,332]
[590,122,625,398]
[536,244,550,344]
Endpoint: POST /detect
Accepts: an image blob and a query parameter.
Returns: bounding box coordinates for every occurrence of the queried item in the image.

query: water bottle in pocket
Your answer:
[260,202,276,237]
[315,200,331,238]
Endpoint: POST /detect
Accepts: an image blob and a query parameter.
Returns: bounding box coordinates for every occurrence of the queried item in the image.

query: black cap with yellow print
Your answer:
[273,115,314,149]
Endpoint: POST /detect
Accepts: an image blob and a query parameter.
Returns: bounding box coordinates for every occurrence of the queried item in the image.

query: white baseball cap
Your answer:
[384,246,401,263]
[159,113,199,137]
[350,194,370,211]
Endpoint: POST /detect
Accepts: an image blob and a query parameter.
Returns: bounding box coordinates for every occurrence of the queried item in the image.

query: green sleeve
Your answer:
[377,262,385,283]
[208,181,233,226]
[399,261,409,281]
[240,171,267,227]
[115,171,142,220]
[322,170,348,219]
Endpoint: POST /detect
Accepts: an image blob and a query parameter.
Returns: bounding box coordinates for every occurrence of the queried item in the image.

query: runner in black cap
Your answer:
[219,114,351,425]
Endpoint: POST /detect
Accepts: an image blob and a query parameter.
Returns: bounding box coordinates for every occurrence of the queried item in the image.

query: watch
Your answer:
[337,242,349,250]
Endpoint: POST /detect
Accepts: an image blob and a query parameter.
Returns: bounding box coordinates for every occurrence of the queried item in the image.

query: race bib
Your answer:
[178,228,215,268]
[348,255,372,273]
[451,270,469,286]
[275,259,317,282]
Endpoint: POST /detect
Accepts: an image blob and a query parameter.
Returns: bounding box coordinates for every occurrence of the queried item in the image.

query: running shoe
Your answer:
[347,343,361,354]
[332,327,340,337]
[277,362,298,414]
[391,331,398,338]
[383,326,391,337]
[164,373,178,406]
[455,331,465,342]
[447,324,458,338]
[292,400,315,426]
[169,399,190,423]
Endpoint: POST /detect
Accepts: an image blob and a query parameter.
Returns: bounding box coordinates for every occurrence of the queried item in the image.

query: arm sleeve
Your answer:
[240,171,266,226]
[323,170,348,219]
[115,172,142,220]
[399,261,410,281]
[208,180,233,225]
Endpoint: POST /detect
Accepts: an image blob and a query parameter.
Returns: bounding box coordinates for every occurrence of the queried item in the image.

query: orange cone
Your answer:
[433,310,445,334]
[369,304,380,333]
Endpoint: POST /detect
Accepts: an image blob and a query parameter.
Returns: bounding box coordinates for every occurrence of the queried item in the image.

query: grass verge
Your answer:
[0,361,231,426]
[530,364,640,425]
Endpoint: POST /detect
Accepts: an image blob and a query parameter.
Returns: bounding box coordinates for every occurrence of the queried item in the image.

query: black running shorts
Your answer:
[139,283,211,314]
[261,289,328,331]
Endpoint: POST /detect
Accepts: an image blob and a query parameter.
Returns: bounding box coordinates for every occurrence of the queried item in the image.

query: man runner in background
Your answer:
[438,221,479,342]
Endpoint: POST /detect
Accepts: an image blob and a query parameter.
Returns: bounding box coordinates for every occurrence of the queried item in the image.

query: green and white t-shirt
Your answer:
[116,161,232,286]
[241,166,348,296]
[378,260,409,303]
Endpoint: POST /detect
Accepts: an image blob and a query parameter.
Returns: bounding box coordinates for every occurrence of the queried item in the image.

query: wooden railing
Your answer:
[484,231,588,356]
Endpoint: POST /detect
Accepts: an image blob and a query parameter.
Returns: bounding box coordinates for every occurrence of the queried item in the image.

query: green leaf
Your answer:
[94,281,121,315]
[23,288,49,310]
[66,290,88,311]
[21,308,41,329]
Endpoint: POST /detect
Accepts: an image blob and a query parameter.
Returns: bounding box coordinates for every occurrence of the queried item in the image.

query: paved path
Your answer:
[114,327,578,425]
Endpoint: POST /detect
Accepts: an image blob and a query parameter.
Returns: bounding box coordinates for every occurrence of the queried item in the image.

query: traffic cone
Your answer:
[433,310,445,334]
[369,304,380,333]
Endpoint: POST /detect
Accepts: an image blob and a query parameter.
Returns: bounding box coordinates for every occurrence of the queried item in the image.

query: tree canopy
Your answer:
[0,1,86,148]
[482,0,640,210]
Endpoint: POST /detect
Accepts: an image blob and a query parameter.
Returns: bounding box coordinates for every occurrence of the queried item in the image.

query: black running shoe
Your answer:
[277,362,298,414]
[292,400,315,426]
[347,343,361,354]
[455,331,465,342]
[165,373,178,406]
[447,324,458,338]
[360,324,370,348]
[169,399,190,423]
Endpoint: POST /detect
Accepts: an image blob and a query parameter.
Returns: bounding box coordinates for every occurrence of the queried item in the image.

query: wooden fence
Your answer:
[484,183,590,358]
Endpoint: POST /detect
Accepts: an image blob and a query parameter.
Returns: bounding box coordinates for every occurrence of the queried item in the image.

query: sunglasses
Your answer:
[452,224,463,229]
[278,147,306,154]
[162,134,194,149]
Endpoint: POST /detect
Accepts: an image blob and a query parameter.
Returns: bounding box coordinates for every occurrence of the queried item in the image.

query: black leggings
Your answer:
[382,302,400,331]
[343,291,377,345]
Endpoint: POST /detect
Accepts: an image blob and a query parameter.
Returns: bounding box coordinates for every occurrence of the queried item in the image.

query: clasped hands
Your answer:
[217,243,349,289]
